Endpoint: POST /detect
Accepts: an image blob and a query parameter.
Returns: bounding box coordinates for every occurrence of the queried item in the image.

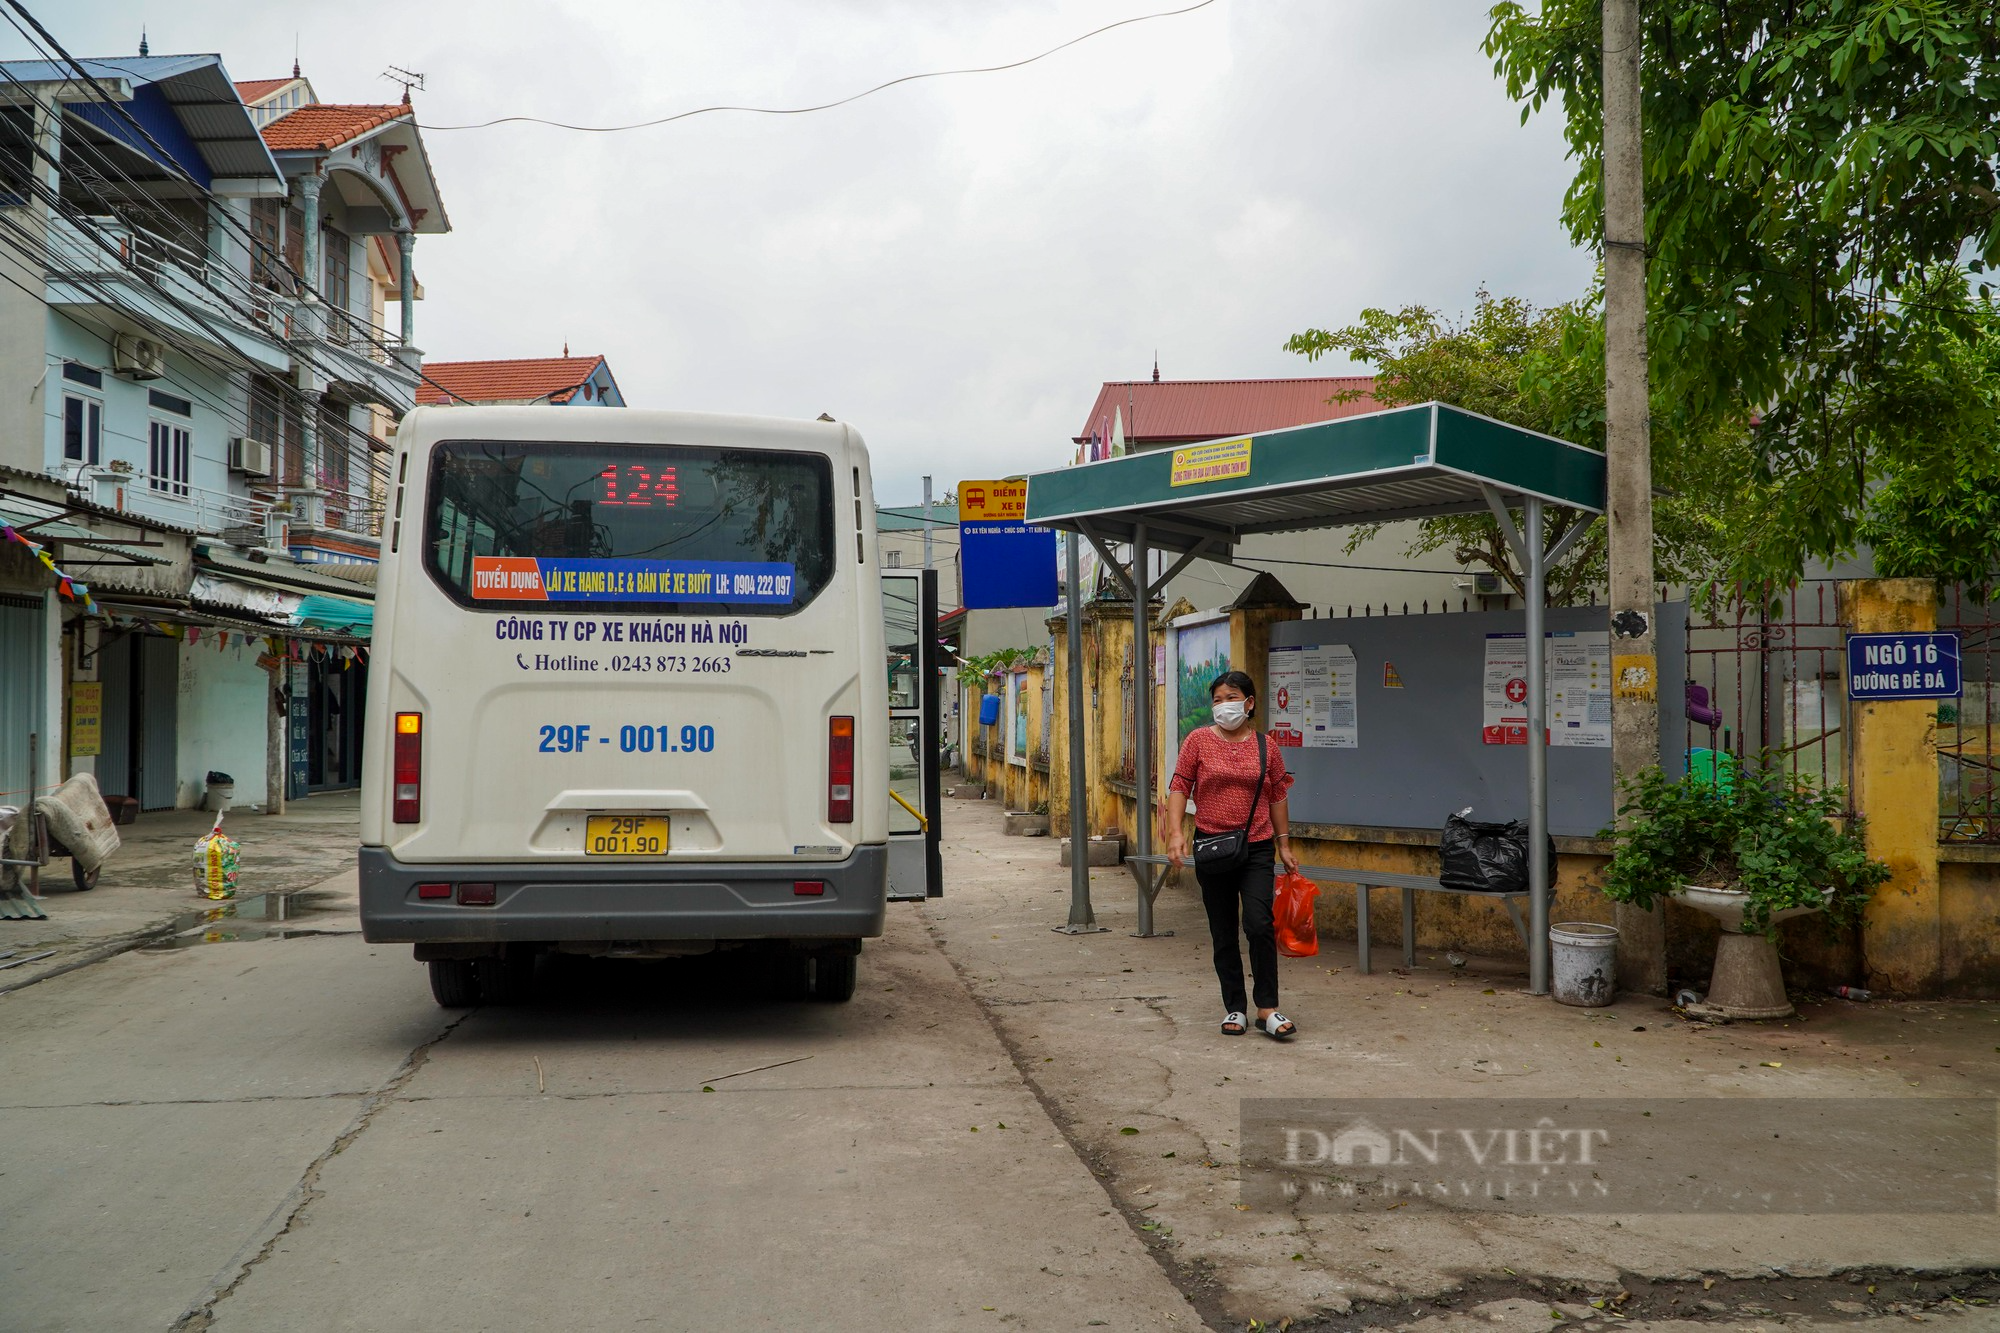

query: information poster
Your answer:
[1301,644,1358,749]
[69,681,101,757]
[1548,630,1611,748]
[1483,632,1613,747]
[1482,633,1531,745]
[1267,645,1305,747]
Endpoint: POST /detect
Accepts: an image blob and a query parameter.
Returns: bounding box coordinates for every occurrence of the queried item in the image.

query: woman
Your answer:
[1163,670,1300,1040]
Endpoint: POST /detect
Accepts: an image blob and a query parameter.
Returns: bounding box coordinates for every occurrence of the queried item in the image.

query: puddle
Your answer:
[143,892,356,949]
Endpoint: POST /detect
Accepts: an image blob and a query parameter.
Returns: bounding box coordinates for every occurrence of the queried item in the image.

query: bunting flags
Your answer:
[0,524,100,615]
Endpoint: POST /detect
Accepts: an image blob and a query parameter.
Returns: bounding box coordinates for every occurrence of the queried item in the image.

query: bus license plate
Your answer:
[585,815,670,856]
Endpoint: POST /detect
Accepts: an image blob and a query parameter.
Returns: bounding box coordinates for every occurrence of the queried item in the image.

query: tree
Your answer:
[1484,0,2000,595]
[1285,289,1750,605]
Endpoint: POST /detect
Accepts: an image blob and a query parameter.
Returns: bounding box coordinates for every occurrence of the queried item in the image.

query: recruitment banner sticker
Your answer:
[471,557,797,604]
[1170,437,1252,487]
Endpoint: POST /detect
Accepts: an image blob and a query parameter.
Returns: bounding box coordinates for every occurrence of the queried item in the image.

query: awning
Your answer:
[0,502,174,567]
[295,594,373,636]
[1023,402,1606,554]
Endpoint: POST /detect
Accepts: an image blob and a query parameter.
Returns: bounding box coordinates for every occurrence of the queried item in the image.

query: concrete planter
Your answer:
[1674,884,1832,1020]
[1002,812,1050,837]
[1059,835,1123,867]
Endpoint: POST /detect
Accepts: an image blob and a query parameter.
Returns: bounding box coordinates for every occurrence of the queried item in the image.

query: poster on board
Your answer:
[1547,630,1611,748]
[1301,644,1358,748]
[1267,645,1305,746]
[1482,632,1531,745]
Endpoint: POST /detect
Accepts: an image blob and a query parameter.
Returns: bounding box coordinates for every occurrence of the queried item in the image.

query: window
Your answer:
[884,549,902,568]
[250,199,286,292]
[61,360,103,389]
[147,389,192,416]
[323,226,352,343]
[62,395,101,464]
[149,419,191,496]
[425,440,836,617]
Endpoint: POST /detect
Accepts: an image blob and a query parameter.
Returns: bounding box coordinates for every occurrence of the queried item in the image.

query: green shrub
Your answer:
[1602,761,1889,937]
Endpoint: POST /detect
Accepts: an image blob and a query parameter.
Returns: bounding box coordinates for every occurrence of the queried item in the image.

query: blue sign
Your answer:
[961,522,1058,609]
[1846,632,1962,701]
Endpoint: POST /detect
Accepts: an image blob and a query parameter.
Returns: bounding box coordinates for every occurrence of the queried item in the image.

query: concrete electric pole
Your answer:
[1603,0,1666,992]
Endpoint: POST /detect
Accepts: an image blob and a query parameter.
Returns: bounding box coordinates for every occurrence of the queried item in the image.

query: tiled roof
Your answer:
[233,77,292,103]
[417,356,607,406]
[1074,377,1381,446]
[261,104,408,152]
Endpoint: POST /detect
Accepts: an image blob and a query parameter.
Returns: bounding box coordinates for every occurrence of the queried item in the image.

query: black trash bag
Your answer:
[1438,811,1553,894]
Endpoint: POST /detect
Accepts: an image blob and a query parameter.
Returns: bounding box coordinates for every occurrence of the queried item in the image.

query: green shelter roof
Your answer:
[1021,402,1605,554]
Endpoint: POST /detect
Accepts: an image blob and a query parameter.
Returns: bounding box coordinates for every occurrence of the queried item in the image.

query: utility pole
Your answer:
[1603,0,1665,993]
[921,476,933,571]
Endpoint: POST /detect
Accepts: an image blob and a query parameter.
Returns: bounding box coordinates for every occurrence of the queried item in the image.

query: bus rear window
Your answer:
[424,440,835,615]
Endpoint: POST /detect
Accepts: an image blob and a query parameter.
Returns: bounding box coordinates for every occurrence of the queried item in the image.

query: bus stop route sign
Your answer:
[1846,631,1961,701]
[959,478,1057,610]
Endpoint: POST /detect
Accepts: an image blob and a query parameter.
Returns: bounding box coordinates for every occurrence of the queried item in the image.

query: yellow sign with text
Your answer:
[70,681,102,757]
[958,479,1028,522]
[1170,437,1252,487]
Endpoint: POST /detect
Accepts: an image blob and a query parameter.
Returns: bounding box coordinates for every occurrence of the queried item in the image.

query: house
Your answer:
[0,51,448,813]
[1070,375,1472,615]
[416,355,625,407]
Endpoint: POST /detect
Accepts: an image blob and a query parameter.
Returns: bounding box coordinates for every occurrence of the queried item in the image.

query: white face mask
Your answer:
[1212,700,1249,731]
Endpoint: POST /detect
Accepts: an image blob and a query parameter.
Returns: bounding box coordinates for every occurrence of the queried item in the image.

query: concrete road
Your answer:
[0,875,1197,1333]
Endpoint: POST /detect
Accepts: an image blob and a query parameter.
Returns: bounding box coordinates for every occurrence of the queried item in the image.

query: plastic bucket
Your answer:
[1549,921,1619,1007]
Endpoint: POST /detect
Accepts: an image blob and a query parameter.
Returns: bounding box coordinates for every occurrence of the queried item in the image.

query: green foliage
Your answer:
[1285,289,1750,603]
[1484,1,2000,595]
[956,646,1034,689]
[1602,762,1890,937]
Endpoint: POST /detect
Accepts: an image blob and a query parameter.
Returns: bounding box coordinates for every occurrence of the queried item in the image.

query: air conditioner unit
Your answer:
[229,436,273,477]
[112,333,166,380]
[1472,572,1503,595]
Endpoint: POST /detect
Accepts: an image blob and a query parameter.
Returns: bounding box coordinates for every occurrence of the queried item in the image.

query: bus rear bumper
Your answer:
[357,845,889,944]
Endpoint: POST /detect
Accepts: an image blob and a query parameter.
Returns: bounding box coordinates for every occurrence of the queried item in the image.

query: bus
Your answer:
[358,407,940,1008]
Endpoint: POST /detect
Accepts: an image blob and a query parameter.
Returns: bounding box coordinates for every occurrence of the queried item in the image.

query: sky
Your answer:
[46,0,1596,503]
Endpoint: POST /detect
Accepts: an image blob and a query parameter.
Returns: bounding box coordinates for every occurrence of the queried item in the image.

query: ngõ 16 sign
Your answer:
[1846,632,1961,701]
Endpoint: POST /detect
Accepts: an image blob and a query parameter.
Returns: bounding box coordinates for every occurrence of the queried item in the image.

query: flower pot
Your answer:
[1671,884,1831,1020]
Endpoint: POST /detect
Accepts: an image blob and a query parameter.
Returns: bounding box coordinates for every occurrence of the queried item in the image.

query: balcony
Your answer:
[86,468,278,544]
[45,214,292,374]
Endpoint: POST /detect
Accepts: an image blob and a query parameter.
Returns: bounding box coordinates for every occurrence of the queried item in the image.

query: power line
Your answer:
[419,0,1220,133]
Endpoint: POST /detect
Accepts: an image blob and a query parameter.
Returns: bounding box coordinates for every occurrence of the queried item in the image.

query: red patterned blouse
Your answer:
[1168,726,1295,840]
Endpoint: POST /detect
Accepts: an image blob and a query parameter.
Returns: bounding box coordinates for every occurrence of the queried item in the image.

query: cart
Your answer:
[0,806,102,896]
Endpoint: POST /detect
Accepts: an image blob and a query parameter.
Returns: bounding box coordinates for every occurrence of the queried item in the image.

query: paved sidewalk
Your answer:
[0,792,360,994]
[928,795,2000,1328]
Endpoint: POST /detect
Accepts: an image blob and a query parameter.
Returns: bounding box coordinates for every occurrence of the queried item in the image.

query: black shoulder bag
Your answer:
[1192,731,1266,874]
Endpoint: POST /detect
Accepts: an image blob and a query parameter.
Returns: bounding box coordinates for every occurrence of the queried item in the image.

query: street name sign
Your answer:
[959,479,1057,609]
[1846,632,1961,701]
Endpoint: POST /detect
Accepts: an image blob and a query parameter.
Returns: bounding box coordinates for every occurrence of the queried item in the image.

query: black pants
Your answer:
[1195,838,1277,1013]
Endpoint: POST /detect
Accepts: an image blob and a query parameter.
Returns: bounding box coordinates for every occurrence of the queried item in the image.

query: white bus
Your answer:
[359,407,940,1007]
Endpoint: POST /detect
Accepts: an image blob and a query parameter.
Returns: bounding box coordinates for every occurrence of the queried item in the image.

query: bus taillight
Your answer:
[828,716,854,823]
[393,712,423,823]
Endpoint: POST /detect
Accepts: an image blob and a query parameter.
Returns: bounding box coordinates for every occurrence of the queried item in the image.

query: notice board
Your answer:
[1269,604,1685,837]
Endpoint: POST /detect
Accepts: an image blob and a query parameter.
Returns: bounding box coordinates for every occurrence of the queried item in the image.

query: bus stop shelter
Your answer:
[1020,402,1608,993]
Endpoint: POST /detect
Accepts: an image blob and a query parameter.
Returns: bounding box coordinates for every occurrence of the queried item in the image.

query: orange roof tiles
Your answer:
[1074,377,1381,446]
[261,104,408,152]
[233,77,293,104]
[417,357,608,406]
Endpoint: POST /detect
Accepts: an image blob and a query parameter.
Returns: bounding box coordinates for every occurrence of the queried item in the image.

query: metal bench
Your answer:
[1126,856,1529,974]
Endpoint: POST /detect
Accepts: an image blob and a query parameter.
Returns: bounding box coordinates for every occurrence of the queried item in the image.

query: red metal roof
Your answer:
[261,104,408,152]
[233,77,292,104]
[417,356,607,406]
[1073,377,1380,446]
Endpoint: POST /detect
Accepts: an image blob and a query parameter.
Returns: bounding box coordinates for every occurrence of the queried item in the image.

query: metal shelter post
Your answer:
[1522,496,1552,994]
[1056,532,1104,934]
[1130,523,1168,938]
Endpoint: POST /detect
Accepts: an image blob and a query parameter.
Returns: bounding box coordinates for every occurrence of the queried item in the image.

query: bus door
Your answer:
[882,570,941,900]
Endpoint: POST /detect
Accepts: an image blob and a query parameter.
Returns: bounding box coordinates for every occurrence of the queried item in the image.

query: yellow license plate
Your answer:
[585,815,670,857]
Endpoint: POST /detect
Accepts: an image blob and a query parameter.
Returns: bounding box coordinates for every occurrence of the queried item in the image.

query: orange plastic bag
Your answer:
[1273,871,1320,958]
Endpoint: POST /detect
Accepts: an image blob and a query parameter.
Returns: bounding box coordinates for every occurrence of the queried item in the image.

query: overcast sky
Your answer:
[50,0,1594,502]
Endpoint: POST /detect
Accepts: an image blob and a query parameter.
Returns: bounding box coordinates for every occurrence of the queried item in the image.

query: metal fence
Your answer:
[1941,589,1998,844]
[1681,581,1849,803]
